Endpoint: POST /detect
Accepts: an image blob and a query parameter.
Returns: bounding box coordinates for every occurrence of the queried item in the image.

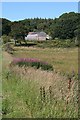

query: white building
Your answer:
[25,32,51,41]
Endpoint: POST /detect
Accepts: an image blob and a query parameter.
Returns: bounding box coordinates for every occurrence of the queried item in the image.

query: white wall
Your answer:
[25,34,46,41]
[25,34,38,40]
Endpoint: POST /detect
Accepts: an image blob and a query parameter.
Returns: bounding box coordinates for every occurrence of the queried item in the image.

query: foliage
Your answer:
[2,47,78,118]
[11,58,53,71]
[52,12,80,39]
[2,35,11,44]
[10,22,26,40]
[2,98,13,115]
[0,18,2,37]
[2,18,11,35]
[13,47,78,75]
[32,39,76,48]
[2,65,78,118]
[1,12,80,40]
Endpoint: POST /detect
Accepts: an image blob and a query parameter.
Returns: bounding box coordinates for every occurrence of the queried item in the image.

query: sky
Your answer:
[1,2,78,21]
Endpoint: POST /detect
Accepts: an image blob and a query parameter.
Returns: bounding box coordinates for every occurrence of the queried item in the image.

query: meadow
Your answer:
[13,46,78,76]
[0,50,2,119]
[2,43,78,118]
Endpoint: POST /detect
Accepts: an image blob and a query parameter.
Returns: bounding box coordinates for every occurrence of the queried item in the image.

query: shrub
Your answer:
[35,39,76,48]
[2,35,11,44]
[11,58,53,71]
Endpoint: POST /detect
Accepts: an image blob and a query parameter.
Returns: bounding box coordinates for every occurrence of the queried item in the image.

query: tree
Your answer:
[10,22,26,40]
[2,18,11,35]
[1,12,80,40]
[74,25,80,46]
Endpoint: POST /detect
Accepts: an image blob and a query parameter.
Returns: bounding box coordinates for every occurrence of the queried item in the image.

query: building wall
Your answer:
[38,37,46,41]
[25,34,38,40]
[25,34,46,41]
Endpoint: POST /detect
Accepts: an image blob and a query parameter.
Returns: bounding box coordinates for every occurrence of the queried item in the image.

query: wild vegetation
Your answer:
[1,12,80,40]
[11,58,53,71]
[1,11,79,118]
[0,43,2,119]
[2,43,78,118]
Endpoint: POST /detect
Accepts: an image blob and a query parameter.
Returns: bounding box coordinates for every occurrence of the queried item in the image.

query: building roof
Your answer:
[28,32,46,37]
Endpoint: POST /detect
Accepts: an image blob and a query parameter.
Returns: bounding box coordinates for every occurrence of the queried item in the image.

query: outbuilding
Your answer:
[25,32,49,41]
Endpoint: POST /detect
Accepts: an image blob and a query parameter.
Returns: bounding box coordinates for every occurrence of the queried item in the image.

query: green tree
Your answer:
[2,18,11,35]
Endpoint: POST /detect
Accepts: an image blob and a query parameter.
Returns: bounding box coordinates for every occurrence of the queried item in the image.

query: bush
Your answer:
[35,39,76,48]
[2,35,11,44]
[11,58,53,71]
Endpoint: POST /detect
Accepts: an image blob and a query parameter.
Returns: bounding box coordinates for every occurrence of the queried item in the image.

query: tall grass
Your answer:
[2,65,78,118]
[0,44,2,119]
[2,46,78,118]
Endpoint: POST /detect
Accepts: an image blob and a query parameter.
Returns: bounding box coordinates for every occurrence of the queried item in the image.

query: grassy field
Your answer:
[13,46,78,76]
[0,44,2,119]
[2,45,78,118]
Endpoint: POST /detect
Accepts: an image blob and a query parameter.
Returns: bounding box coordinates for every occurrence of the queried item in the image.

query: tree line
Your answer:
[1,12,80,40]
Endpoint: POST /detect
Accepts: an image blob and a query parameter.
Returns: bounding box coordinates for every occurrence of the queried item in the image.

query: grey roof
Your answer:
[38,32,46,37]
[28,32,46,37]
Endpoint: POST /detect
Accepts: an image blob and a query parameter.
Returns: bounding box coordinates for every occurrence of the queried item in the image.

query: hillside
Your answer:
[1,12,80,39]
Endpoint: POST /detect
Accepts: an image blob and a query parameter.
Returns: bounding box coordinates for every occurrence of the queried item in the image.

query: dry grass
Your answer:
[10,65,78,104]
[2,63,78,118]
[2,52,13,69]
[13,47,78,75]
[0,47,2,119]
[2,46,78,118]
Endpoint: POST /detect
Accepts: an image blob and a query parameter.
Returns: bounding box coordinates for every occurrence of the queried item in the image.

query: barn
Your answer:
[25,32,48,41]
